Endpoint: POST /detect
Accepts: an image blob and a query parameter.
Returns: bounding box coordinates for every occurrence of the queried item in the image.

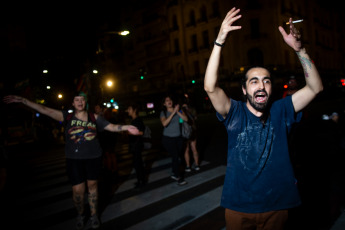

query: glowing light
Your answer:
[120,30,130,36]
[107,80,113,87]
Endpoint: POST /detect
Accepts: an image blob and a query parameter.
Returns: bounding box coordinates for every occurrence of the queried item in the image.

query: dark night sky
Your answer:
[2,4,126,91]
[2,1,165,102]
[2,1,342,92]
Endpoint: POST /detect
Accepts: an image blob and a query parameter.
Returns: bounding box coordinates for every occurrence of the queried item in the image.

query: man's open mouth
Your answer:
[254,92,267,103]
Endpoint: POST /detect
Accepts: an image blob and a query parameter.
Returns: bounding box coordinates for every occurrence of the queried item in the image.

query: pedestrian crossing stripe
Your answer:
[15,146,227,230]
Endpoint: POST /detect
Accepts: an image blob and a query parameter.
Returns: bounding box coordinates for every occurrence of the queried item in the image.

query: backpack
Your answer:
[143,125,152,150]
[181,121,192,139]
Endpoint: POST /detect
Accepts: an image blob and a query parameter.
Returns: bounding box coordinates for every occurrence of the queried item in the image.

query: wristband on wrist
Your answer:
[214,40,225,47]
[117,125,122,131]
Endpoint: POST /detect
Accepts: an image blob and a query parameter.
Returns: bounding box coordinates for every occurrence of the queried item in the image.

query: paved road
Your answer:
[2,113,344,230]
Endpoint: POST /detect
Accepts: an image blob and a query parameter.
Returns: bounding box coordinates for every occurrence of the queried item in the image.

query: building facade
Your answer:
[79,0,345,112]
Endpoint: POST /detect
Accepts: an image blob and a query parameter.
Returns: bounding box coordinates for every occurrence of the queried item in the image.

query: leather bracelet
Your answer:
[214,40,225,47]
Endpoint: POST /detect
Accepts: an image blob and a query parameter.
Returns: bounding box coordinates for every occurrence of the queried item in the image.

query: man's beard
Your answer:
[245,89,270,112]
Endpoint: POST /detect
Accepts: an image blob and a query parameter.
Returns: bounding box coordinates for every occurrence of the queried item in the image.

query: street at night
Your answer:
[2,1,345,230]
[1,109,345,229]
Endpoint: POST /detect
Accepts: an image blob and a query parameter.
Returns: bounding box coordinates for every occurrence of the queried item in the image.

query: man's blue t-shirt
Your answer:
[217,96,302,213]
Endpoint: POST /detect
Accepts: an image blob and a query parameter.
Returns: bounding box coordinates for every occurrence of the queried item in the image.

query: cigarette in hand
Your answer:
[286,19,303,25]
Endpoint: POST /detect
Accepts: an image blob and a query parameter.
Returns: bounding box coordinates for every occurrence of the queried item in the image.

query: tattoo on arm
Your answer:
[297,52,312,78]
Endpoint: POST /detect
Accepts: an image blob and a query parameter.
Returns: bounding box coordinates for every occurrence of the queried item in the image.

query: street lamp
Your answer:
[97,30,130,54]
[106,80,113,87]
[104,30,130,36]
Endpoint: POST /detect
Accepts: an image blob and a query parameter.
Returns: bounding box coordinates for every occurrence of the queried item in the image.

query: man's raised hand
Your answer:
[216,7,242,44]
[278,18,303,52]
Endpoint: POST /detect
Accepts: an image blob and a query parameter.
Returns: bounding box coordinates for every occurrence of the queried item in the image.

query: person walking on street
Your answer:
[3,93,139,229]
[126,103,147,189]
[182,103,200,172]
[204,7,323,230]
[96,106,119,176]
[160,95,188,186]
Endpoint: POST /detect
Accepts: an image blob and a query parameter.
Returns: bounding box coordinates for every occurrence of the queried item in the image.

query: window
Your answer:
[172,15,178,30]
[250,18,260,39]
[202,30,210,49]
[189,10,196,26]
[174,38,180,55]
[191,34,198,52]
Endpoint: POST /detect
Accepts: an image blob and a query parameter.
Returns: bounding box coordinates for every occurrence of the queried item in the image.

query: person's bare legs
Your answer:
[87,180,98,216]
[190,139,199,167]
[87,179,101,228]
[72,182,86,216]
[73,182,86,229]
[184,142,191,168]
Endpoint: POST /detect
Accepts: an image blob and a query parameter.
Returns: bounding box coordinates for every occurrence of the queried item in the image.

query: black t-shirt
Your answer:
[63,111,110,159]
[128,117,145,150]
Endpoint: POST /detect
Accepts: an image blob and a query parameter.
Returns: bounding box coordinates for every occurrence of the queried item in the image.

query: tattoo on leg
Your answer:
[297,52,312,77]
[88,191,98,215]
[73,194,84,215]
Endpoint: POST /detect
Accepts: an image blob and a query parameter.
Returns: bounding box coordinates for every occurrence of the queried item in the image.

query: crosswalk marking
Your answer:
[115,160,210,194]
[13,143,227,230]
[101,166,226,223]
[29,162,222,224]
[22,157,174,220]
[127,186,223,230]
[47,165,225,230]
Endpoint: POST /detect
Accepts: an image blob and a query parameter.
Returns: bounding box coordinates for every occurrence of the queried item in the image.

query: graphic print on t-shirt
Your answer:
[68,119,97,143]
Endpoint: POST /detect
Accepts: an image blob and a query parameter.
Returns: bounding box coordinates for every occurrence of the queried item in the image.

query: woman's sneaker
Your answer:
[90,214,100,229]
[185,167,192,172]
[170,175,179,181]
[177,179,187,186]
[194,165,200,171]
[75,215,85,230]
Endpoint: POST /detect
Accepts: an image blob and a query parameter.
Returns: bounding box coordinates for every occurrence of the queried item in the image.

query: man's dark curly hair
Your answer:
[240,66,272,90]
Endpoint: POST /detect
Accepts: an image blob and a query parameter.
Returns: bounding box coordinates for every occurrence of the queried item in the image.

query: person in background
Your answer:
[282,75,299,98]
[3,93,139,230]
[96,106,119,176]
[126,103,146,189]
[182,103,200,172]
[94,104,104,117]
[160,95,188,186]
[204,7,323,230]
